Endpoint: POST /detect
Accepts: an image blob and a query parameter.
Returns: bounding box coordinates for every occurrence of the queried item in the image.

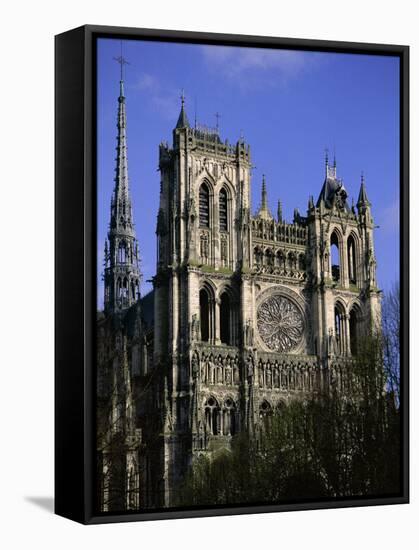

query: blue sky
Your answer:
[97,38,400,309]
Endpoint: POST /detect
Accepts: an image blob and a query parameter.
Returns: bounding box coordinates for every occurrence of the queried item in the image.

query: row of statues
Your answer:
[191,350,319,392]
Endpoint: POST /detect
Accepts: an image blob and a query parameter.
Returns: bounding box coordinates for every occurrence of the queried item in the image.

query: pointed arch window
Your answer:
[118,241,127,264]
[200,289,210,342]
[330,232,340,282]
[199,182,210,228]
[349,305,361,356]
[199,286,215,343]
[219,188,228,231]
[204,396,220,435]
[347,235,357,285]
[220,292,231,345]
[334,302,345,355]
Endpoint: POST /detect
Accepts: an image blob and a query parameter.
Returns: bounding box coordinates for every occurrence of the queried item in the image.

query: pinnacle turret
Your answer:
[277,199,283,222]
[357,173,371,209]
[175,90,190,129]
[256,175,273,220]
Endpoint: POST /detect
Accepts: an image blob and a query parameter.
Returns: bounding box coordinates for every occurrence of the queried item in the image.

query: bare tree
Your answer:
[381,283,400,405]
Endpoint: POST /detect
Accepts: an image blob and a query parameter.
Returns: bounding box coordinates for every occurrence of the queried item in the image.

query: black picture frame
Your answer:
[55,24,409,524]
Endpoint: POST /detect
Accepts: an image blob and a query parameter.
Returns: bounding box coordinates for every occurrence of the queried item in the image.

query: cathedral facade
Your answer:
[97,77,381,511]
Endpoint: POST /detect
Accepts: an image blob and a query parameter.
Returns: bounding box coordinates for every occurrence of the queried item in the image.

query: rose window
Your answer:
[257,295,304,352]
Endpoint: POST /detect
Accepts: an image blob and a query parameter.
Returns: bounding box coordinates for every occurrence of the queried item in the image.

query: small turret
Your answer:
[175,90,190,129]
[357,173,371,213]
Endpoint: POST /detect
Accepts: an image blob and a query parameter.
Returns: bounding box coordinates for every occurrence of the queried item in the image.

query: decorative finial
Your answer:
[180,89,185,107]
[333,148,336,168]
[215,112,221,131]
[325,148,329,169]
[240,129,244,142]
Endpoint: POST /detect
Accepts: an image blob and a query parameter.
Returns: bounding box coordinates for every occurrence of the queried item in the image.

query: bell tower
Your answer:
[308,154,380,359]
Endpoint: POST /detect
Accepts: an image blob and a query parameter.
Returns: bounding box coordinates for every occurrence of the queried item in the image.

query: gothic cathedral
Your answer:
[97,75,381,512]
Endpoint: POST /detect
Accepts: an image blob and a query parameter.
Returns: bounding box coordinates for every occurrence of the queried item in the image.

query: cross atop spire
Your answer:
[114,41,129,79]
[114,53,129,81]
[113,42,130,97]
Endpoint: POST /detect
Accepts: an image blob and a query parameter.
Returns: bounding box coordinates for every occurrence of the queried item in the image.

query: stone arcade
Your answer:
[96,76,381,512]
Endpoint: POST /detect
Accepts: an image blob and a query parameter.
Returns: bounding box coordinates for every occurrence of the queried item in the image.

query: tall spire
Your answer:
[176,89,190,128]
[104,51,141,314]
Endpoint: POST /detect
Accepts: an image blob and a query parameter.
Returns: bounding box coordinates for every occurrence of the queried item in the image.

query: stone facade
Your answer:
[97,85,381,511]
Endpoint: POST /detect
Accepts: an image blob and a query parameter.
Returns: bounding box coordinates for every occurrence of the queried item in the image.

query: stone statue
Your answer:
[190,314,200,341]
[244,319,254,347]
[246,355,254,382]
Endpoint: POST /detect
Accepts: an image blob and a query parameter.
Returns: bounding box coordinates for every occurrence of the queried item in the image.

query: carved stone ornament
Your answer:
[257,294,304,352]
